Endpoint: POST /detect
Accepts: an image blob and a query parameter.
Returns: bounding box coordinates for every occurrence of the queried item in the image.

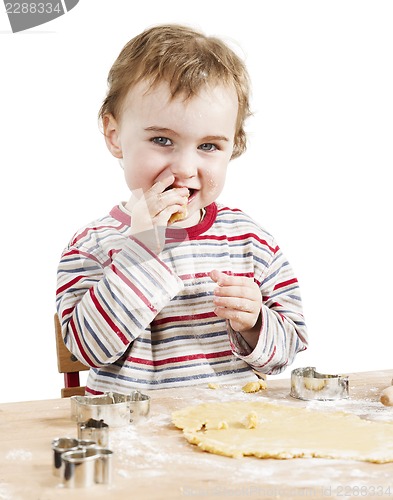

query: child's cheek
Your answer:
[123,158,164,192]
[206,171,226,197]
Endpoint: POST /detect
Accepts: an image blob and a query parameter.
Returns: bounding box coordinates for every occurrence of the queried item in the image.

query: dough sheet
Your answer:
[172,401,393,463]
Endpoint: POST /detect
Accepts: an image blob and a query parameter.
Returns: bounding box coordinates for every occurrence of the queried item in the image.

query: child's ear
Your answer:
[103,114,123,158]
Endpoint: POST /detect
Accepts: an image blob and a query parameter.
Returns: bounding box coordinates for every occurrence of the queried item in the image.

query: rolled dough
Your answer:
[172,401,393,463]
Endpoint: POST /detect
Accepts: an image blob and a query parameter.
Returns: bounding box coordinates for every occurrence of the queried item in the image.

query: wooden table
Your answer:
[1,370,393,499]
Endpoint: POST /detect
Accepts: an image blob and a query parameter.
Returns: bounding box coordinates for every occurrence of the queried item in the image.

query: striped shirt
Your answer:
[56,202,308,394]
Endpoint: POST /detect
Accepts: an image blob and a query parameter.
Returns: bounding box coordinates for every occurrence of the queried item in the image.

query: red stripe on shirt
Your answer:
[62,249,101,263]
[127,350,233,366]
[153,311,216,326]
[109,263,157,314]
[273,278,298,291]
[56,275,85,295]
[197,233,278,254]
[259,346,277,369]
[90,287,129,345]
[69,316,97,367]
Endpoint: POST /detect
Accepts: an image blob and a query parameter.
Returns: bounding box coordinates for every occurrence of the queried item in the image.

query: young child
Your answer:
[56,24,308,394]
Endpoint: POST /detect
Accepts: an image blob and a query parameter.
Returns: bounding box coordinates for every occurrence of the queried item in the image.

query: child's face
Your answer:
[105,80,238,226]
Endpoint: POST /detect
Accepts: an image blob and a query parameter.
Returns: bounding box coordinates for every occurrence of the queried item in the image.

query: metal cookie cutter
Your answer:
[71,391,150,427]
[129,390,150,423]
[71,392,133,427]
[61,446,113,488]
[77,418,109,447]
[290,366,349,401]
[52,438,96,477]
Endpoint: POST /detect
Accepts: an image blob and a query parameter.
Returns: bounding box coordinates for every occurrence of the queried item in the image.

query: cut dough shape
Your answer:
[243,411,258,429]
[172,401,393,462]
[242,380,267,393]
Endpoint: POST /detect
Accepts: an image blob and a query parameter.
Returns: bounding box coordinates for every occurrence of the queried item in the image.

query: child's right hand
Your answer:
[125,174,189,254]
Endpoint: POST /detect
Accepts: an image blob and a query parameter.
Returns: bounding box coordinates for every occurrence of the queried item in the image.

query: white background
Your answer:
[0,1,392,403]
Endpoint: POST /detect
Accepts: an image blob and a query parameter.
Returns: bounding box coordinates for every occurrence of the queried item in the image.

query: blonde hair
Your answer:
[98,24,251,159]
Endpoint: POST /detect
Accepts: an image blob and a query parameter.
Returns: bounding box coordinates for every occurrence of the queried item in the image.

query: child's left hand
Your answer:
[210,270,262,333]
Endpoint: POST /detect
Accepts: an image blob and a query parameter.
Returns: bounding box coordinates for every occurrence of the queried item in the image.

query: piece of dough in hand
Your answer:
[168,201,188,224]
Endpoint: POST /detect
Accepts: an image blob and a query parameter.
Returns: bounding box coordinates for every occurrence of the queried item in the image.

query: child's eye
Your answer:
[152,137,172,146]
[198,143,217,152]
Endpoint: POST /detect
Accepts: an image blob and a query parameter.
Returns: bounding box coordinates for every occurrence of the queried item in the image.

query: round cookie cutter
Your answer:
[61,446,113,488]
[52,437,97,477]
[290,366,349,401]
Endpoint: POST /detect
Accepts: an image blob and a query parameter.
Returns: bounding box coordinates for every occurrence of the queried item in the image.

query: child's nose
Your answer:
[170,150,198,179]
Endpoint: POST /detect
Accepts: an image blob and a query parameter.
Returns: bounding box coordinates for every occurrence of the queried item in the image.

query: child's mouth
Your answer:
[165,186,197,202]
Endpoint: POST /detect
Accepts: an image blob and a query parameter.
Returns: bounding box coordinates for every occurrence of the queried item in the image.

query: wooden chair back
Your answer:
[54,313,89,397]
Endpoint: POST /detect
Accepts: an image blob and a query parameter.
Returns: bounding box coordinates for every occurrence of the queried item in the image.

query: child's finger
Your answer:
[213,307,253,332]
[209,269,233,286]
[150,174,175,194]
[214,281,252,297]
[211,272,258,298]
[213,295,254,313]
[209,269,222,284]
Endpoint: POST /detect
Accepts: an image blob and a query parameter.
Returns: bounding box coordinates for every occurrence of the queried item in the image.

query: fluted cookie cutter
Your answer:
[71,391,150,427]
[61,446,113,488]
[290,366,349,401]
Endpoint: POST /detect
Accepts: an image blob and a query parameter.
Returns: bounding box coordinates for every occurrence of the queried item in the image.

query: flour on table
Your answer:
[5,449,32,461]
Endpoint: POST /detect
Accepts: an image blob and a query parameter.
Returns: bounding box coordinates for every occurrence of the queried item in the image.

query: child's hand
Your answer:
[210,270,262,334]
[126,174,189,253]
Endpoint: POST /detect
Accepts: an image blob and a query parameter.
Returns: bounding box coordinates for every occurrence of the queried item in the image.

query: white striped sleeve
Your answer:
[56,237,184,367]
[228,245,308,375]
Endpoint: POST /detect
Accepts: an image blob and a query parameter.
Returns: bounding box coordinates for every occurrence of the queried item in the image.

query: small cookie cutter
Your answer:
[77,418,109,447]
[290,366,349,401]
[61,446,113,488]
[71,391,150,427]
[52,437,96,477]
